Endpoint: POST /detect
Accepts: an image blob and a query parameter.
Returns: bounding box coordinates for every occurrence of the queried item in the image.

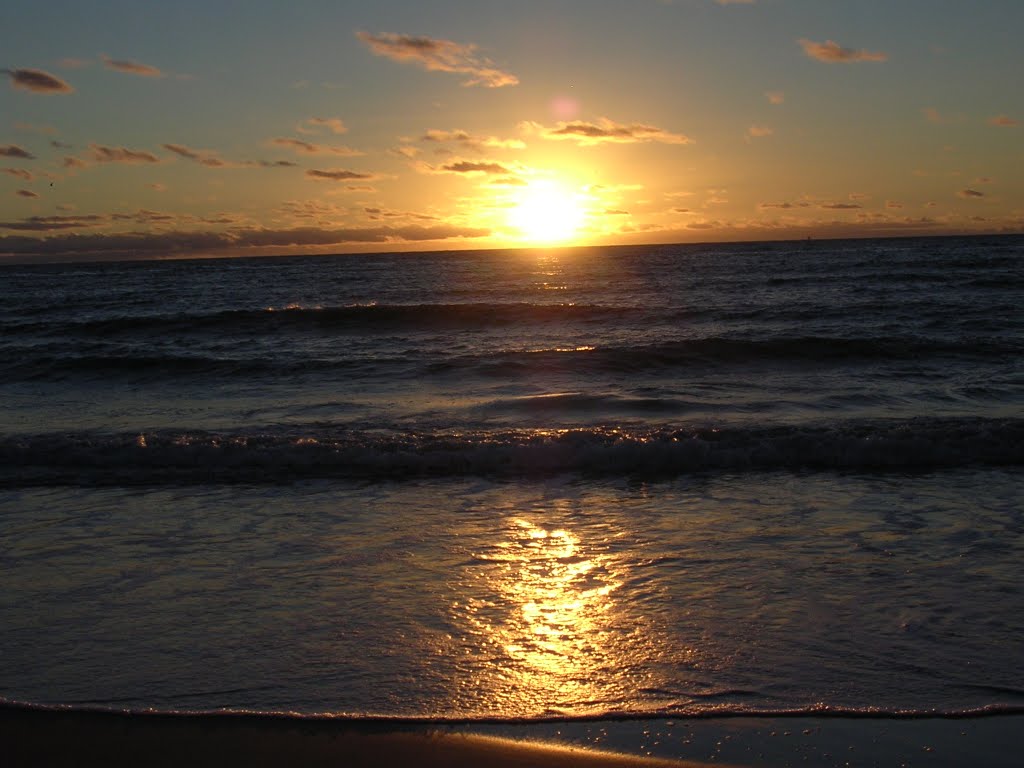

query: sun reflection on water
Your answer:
[452,513,642,714]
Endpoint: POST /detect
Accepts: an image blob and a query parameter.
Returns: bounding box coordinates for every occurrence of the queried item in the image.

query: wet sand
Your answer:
[3,703,1022,767]
[0,704,716,768]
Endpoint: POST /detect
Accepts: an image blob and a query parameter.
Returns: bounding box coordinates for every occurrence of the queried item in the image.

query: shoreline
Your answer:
[3,702,1022,767]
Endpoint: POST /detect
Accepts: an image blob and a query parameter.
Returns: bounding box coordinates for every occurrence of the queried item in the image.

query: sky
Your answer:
[2,0,1022,262]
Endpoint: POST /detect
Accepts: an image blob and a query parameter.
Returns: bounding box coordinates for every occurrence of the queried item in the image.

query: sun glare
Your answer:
[507,180,586,244]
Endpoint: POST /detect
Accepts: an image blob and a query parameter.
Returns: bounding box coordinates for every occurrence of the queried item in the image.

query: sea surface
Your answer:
[1,235,1022,722]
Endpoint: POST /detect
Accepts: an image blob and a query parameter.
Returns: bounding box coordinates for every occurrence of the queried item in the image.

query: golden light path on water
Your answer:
[445,500,691,716]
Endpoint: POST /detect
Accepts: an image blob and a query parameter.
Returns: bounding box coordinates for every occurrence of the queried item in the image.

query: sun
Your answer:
[507,180,586,244]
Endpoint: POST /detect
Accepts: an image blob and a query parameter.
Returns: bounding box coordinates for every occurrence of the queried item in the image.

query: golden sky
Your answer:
[2,0,1022,261]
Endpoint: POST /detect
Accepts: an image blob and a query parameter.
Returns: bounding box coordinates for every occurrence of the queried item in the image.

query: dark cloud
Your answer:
[2,167,33,180]
[100,54,164,78]
[0,144,35,159]
[251,160,299,168]
[522,118,692,146]
[0,214,106,231]
[356,31,518,88]
[0,224,490,261]
[163,143,227,167]
[821,202,862,209]
[799,39,887,63]
[270,138,363,156]
[90,144,160,164]
[3,68,74,93]
[959,189,985,198]
[63,157,87,169]
[306,168,375,181]
[421,129,524,150]
[439,160,511,174]
[988,115,1019,127]
[15,189,39,198]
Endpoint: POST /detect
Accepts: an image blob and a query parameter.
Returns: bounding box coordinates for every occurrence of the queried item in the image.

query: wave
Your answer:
[7,302,636,337]
[3,697,1023,723]
[2,418,1020,486]
[433,336,1022,377]
[7,333,1016,383]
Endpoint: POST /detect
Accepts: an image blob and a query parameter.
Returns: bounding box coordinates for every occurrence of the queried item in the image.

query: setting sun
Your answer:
[506,180,586,244]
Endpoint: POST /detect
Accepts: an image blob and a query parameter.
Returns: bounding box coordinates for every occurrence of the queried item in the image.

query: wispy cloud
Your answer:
[0,144,36,160]
[356,31,518,88]
[306,168,377,181]
[296,117,347,135]
[436,160,513,175]
[90,144,160,164]
[988,114,1019,127]
[766,91,784,105]
[2,167,34,180]
[747,125,773,138]
[521,117,692,146]
[821,202,862,210]
[799,39,887,63]
[3,68,74,93]
[163,143,228,167]
[959,189,985,198]
[0,224,490,260]
[270,138,364,156]
[15,189,39,198]
[100,54,164,78]
[421,129,525,150]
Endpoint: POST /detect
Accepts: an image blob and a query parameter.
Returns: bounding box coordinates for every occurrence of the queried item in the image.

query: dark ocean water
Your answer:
[1,235,1022,719]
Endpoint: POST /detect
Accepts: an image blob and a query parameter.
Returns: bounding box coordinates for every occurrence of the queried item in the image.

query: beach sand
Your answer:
[0,704,716,768]
[3,704,1022,767]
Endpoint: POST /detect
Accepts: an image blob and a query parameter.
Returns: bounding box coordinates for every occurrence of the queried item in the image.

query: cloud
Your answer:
[3,68,74,93]
[296,117,347,135]
[988,115,1019,127]
[2,168,34,180]
[522,117,692,146]
[799,39,887,63]
[766,91,784,105]
[15,189,39,198]
[439,160,511,174]
[1,145,35,160]
[270,138,363,156]
[886,200,903,209]
[63,156,87,169]
[163,143,227,167]
[717,0,756,4]
[421,129,525,150]
[0,214,107,231]
[356,31,518,88]
[821,202,862,209]
[100,54,164,78]
[90,144,160,164]
[747,124,773,138]
[0,224,491,261]
[250,159,300,168]
[959,189,985,198]
[306,168,376,181]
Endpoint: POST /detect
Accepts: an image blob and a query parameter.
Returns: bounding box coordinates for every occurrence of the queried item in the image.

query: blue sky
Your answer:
[2,0,1022,261]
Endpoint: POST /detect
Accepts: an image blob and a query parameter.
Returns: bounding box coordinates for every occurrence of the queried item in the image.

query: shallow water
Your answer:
[1,235,1022,718]
[2,470,1021,717]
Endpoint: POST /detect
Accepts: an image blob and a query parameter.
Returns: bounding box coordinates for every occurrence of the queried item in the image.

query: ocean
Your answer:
[1,235,1022,724]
